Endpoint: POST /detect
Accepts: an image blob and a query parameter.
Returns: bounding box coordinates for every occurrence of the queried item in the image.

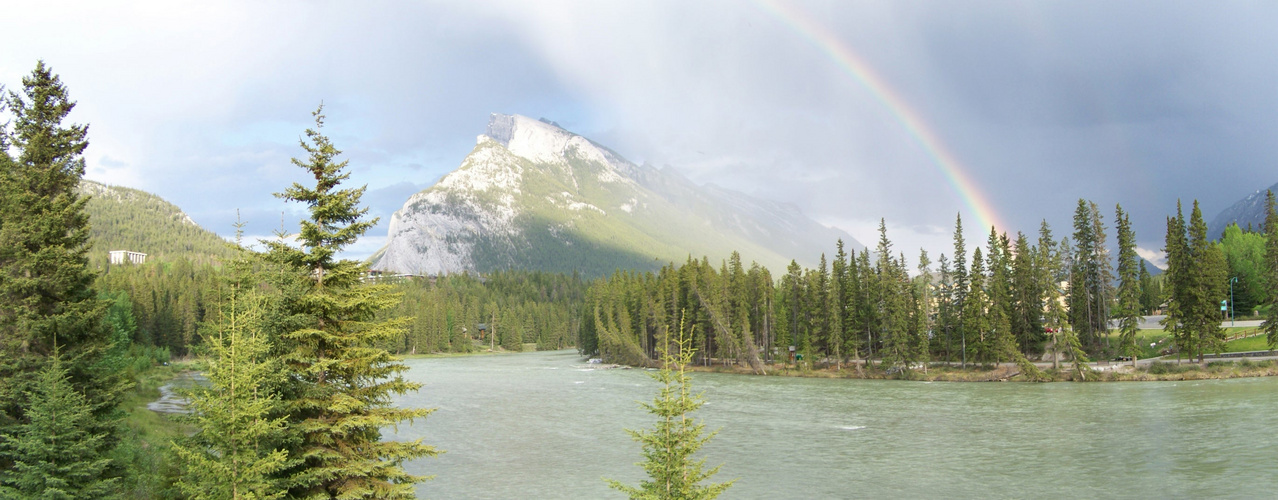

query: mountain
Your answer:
[78,180,234,263]
[370,114,861,276]
[1207,181,1278,240]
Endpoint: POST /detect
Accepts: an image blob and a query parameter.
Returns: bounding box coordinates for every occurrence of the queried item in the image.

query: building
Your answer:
[108,250,147,265]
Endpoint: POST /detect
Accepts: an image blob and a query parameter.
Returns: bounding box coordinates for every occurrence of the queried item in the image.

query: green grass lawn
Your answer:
[1223,330,1272,353]
[1107,327,1274,358]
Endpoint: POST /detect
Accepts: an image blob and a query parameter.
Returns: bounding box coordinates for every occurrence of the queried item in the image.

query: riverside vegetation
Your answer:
[4,60,1278,498]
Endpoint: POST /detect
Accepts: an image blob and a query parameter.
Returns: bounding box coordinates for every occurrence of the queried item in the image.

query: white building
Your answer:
[108,250,147,265]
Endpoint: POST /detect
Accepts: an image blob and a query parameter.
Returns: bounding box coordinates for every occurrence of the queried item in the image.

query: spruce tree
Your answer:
[0,62,123,473]
[173,237,288,499]
[1186,201,1227,362]
[1114,205,1142,366]
[960,248,988,367]
[266,105,437,498]
[1264,191,1278,348]
[1161,203,1190,360]
[0,351,117,498]
[607,317,733,500]
[1138,260,1159,316]
[984,228,1015,364]
[1010,232,1039,355]
[951,213,968,320]
[934,253,954,361]
[915,249,933,363]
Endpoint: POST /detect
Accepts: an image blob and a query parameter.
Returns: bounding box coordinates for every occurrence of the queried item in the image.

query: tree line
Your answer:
[581,197,1278,375]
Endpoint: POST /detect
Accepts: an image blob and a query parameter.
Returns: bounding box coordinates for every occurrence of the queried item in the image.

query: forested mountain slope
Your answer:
[78,179,233,263]
[370,114,859,277]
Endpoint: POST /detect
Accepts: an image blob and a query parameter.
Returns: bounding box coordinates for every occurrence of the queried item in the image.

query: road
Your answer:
[1132,315,1262,330]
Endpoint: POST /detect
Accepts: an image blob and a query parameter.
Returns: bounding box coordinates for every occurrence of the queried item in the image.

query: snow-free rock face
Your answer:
[369,113,861,276]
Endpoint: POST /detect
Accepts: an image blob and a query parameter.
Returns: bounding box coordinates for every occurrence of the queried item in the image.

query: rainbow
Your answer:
[754,0,1006,234]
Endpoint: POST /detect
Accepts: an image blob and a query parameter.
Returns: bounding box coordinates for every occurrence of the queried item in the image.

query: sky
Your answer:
[3,0,1277,266]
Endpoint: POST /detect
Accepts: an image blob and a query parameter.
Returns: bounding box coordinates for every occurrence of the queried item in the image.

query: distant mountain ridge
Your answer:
[1208,181,1278,240]
[370,114,860,277]
[78,179,233,263]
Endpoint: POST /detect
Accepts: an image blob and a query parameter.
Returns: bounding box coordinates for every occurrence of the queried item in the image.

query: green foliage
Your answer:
[1217,224,1266,316]
[1265,191,1278,348]
[0,61,127,483]
[266,105,437,498]
[1114,204,1142,363]
[172,251,288,499]
[1165,201,1229,362]
[606,318,733,500]
[96,257,219,356]
[0,355,119,498]
[79,180,236,266]
[1068,199,1114,353]
[382,270,583,355]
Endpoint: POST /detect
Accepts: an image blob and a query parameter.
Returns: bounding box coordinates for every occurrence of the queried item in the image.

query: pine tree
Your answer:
[173,236,288,499]
[0,352,117,498]
[1114,204,1142,366]
[607,317,733,500]
[1162,203,1190,360]
[266,105,437,498]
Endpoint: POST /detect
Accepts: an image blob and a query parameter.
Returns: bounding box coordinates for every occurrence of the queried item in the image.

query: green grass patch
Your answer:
[1221,335,1272,355]
[111,360,200,498]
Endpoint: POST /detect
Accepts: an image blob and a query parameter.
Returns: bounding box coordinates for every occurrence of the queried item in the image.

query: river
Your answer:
[391,350,1278,499]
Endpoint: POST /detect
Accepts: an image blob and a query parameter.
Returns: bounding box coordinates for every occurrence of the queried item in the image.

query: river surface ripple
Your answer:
[390,350,1278,499]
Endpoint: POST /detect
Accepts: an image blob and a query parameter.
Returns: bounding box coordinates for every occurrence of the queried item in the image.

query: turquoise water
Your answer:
[392,350,1278,499]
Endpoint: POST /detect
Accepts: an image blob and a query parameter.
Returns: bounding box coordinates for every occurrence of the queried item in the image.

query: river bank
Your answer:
[685,357,1278,382]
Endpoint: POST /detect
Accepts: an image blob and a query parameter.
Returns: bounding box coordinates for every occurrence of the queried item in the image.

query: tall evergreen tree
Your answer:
[915,248,933,356]
[1161,204,1190,360]
[1263,191,1278,349]
[1010,232,1039,355]
[1186,201,1227,362]
[960,248,988,367]
[0,62,123,474]
[266,105,437,498]
[984,229,1015,364]
[951,213,968,320]
[1138,260,1160,315]
[1114,204,1142,365]
[934,253,955,361]
[855,249,877,361]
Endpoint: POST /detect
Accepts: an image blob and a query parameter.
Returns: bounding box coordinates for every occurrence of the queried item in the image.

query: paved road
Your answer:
[1133,315,1262,330]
